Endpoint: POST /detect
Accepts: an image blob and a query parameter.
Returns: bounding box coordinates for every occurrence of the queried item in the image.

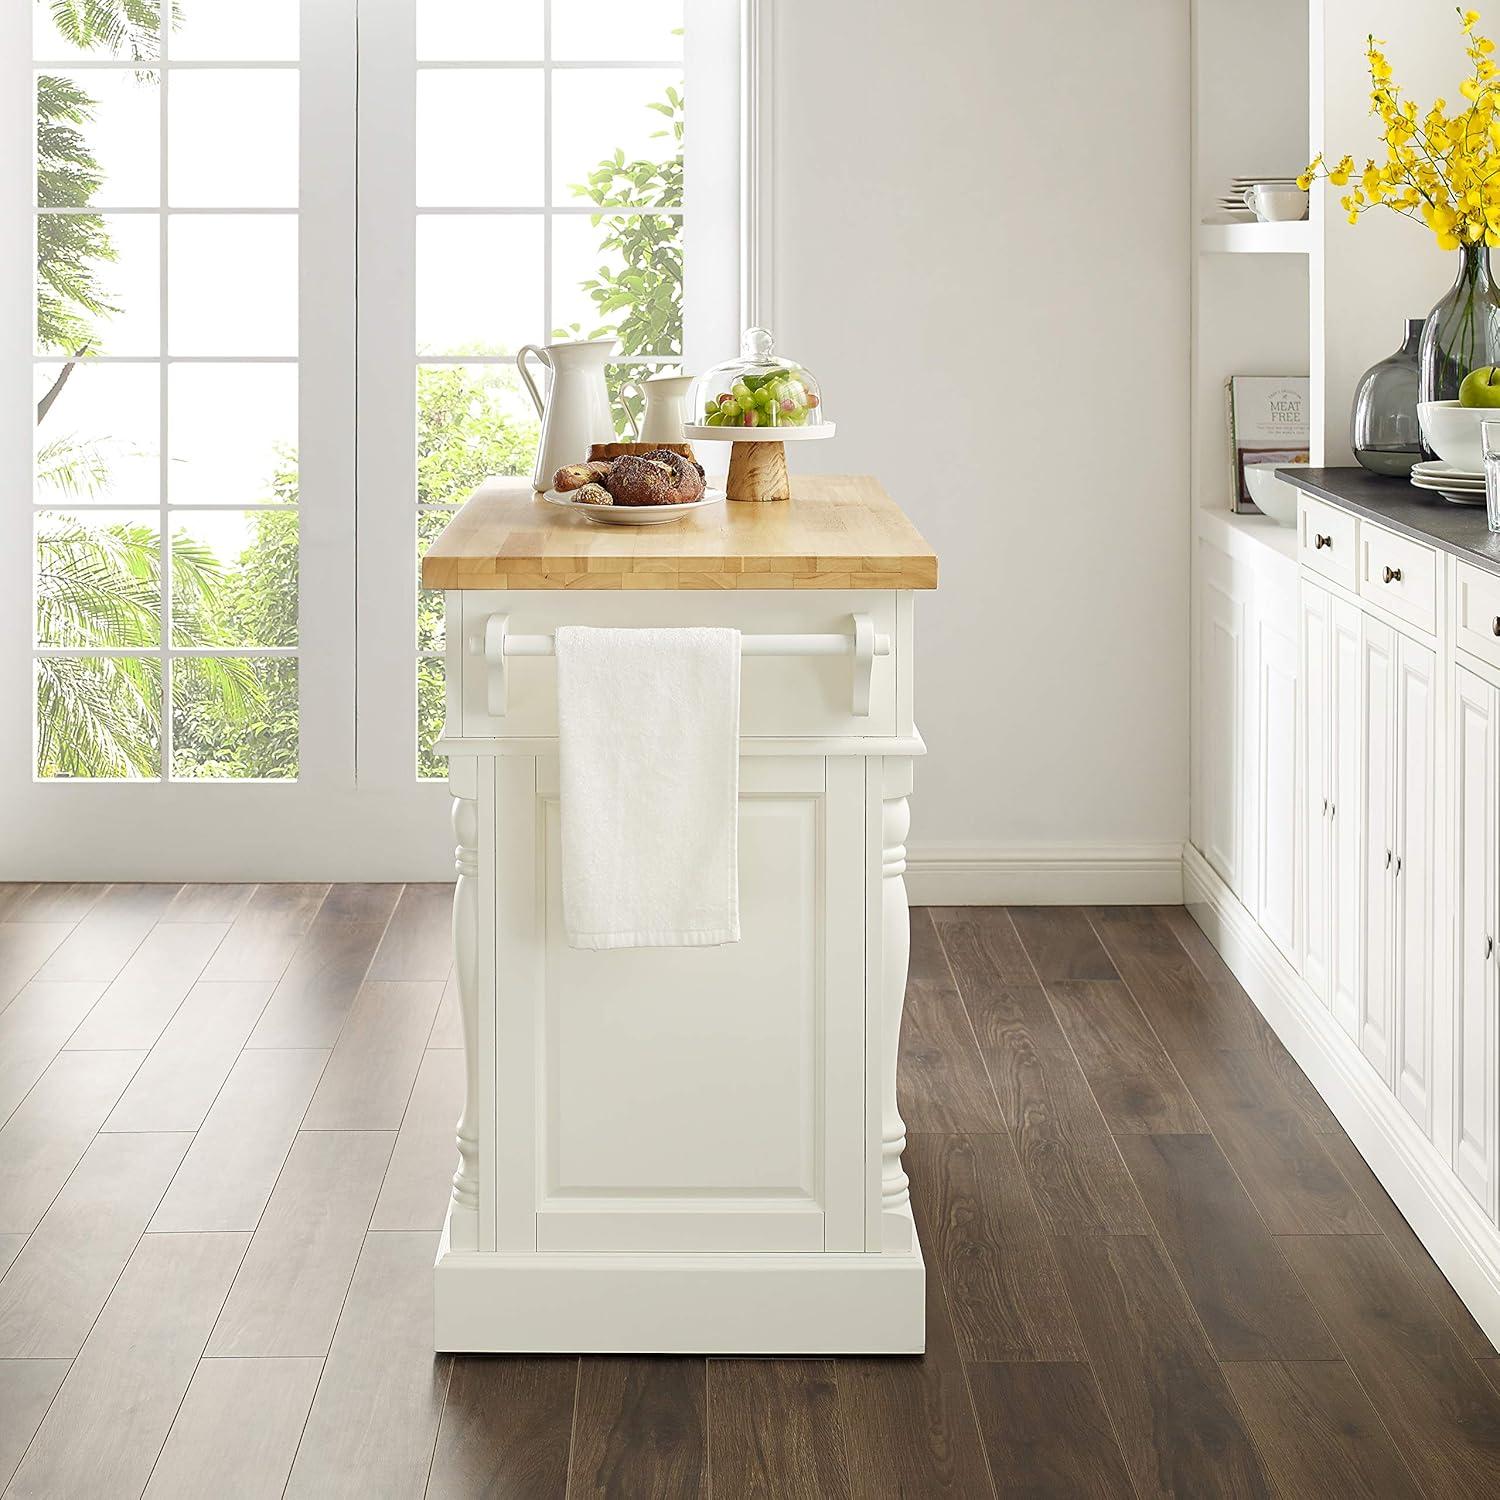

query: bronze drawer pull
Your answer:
[1314,533,1333,550]
[1489,936,1495,960]
[1383,565,1402,583]
[1492,616,1500,637]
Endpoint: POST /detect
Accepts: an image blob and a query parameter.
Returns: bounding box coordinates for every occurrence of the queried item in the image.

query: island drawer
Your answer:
[1455,559,1500,671]
[1358,522,1437,635]
[1299,494,1358,590]
[454,590,907,740]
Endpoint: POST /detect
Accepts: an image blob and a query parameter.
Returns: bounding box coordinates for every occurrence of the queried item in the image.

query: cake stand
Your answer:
[683,422,837,503]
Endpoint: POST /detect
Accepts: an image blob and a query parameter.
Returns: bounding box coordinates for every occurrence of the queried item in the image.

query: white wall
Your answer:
[769,0,1192,894]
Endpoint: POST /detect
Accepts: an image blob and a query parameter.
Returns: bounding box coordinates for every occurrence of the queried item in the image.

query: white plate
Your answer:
[542,487,726,526]
[683,422,837,443]
[1411,472,1484,490]
[1413,458,1484,477]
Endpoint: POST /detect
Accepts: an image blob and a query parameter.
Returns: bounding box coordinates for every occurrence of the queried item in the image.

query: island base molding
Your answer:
[1184,844,1500,1349]
[433,1218,925,1354]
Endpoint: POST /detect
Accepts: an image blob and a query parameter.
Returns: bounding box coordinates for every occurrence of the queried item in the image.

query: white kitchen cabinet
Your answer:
[1199,550,1246,896]
[1454,663,1498,1218]
[1359,614,1396,1081]
[1250,573,1300,965]
[1394,634,1437,1134]
[1301,580,1332,1002]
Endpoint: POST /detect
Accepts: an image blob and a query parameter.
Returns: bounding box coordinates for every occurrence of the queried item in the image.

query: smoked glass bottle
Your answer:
[1351,317,1423,477]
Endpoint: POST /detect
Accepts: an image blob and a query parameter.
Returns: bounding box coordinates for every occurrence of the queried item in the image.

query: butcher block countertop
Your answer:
[421,474,938,590]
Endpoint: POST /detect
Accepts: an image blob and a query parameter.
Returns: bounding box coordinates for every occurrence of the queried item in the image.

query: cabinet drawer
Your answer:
[457,590,904,739]
[1455,559,1500,672]
[1299,494,1357,590]
[1359,523,1438,635]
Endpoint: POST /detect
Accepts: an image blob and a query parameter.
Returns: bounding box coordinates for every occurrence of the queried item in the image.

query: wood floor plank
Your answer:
[143,1356,323,1500]
[965,1361,1133,1498]
[284,1230,450,1500]
[246,913,390,1050]
[0,980,106,1124]
[707,1359,849,1499]
[301,981,444,1130]
[898,911,999,1133]
[0,885,37,921]
[1319,1126,1495,1359]
[5,1230,248,1500]
[1054,1233,1271,1497]
[200,883,329,983]
[370,1048,463,1231]
[427,970,461,1048]
[568,1358,706,1500]
[1043,979,1208,1135]
[0,1131,190,1357]
[832,1259,994,1498]
[1158,905,1341,1134]
[1088,905,1261,1055]
[206,1129,394,1358]
[906,1132,1083,1361]
[65,922,229,1050]
[1010,905,1118,981]
[366,883,454,982]
[320,882,404,924]
[0,1238,21,1281]
[149,1048,328,1233]
[0,1360,70,1493]
[427,1356,578,1500]
[1178,1048,1380,1235]
[1115,1132,1338,1361]
[1221,1360,1422,1499]
[0,925,74,1011]
[939,911,1150,1235]
[160,883,256,923]
[102,981,273,1132]
[0,1049,144,1234]
[34,883,182,984]
[929,904,1034,981]
[1280,1233,1500,1492]
[2,884,104,922]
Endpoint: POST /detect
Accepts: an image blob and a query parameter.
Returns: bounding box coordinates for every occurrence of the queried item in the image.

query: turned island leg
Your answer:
[881,765,914,1252]
[448,788,481,1251]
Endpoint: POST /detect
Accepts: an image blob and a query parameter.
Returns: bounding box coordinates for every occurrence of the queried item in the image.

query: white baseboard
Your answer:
[1183,843,1500,1350]
[905,842,1185,906]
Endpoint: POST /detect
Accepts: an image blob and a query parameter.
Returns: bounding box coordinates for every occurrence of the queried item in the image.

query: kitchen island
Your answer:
[421,474,938,1353]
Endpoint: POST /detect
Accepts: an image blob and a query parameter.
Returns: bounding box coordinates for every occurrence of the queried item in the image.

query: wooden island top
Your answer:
[421,474,937,590]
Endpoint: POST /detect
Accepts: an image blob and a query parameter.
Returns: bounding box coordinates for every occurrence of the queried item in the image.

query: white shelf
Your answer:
[1198,220,1312,256]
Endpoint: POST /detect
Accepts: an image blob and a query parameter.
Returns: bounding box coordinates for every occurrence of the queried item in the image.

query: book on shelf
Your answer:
[1225,375,1310,514]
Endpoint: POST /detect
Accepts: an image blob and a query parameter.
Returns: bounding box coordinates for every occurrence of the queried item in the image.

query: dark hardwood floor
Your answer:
[0,887,1497,1496]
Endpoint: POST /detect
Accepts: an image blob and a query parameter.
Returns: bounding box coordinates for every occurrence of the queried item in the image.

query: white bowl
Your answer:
[1418,400,1493,472]
[1243,462,1304,527]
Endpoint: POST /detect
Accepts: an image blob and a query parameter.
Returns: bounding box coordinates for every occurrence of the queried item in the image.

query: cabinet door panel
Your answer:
[1330,597,1363,1040]
[1256,593,1299,965]
[1202,571,1245,894]
[1453,666,1498,1217]
[1301,583,1332,1004]
[1360,616,1395,1084]
[1395,636,1436,1134]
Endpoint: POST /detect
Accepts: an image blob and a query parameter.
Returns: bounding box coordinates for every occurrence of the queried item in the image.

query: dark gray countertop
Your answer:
[1280,466,1500,576]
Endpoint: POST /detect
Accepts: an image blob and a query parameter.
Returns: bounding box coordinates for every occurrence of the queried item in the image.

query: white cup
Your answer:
[1242,184,1309,222]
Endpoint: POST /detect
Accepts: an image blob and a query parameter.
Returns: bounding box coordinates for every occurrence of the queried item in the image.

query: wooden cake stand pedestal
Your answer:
[684,423,837,503]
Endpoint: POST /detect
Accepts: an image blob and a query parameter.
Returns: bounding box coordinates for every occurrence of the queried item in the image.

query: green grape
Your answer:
[731,380,752,399]
[737,394,756,412]
[705,412,724,426]
[755,387,775,407]
[719,398,739,415]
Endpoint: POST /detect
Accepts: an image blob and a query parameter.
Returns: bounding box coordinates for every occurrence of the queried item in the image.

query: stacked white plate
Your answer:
[1212,177,1302,220]
[1411,459,1486,506]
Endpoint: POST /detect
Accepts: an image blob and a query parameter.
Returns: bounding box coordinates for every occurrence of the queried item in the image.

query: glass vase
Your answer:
[1418,243,1500,410]
[1352,317,1423,476]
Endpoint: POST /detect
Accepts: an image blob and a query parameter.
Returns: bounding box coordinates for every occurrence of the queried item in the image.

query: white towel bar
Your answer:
[467,613,889,717]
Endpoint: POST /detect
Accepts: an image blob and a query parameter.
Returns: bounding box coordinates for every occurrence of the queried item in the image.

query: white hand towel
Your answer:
[555,625,741,949]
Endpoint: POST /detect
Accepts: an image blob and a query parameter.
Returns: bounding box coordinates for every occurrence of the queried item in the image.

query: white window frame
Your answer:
[0,0,760,880]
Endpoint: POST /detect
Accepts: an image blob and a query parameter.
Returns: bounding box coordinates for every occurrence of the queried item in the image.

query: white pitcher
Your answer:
[621,372,695,445]
[517,338,617,491]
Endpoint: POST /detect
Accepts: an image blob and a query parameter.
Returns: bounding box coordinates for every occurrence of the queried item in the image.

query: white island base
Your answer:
[423,477,937,1355]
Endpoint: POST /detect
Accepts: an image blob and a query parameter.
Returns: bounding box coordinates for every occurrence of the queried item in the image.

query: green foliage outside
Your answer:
[35,0,685,780]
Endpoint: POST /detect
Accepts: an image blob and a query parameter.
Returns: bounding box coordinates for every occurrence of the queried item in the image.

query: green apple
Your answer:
[1459,365,1500,406]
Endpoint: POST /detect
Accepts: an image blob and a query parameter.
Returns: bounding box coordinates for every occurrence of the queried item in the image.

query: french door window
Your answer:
[5,0,746,874]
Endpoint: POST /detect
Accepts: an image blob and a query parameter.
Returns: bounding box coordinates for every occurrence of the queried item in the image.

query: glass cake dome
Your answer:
[690,327,825,432]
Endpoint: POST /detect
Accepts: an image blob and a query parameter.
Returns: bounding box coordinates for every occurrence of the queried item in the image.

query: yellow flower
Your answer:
[1463,75,1483,99]
[1465,11,1482,32]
